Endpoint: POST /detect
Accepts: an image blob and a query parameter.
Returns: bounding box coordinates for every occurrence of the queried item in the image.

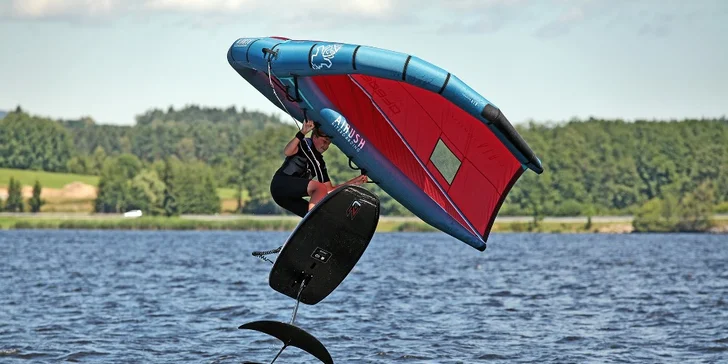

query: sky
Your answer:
[1,0,726,126]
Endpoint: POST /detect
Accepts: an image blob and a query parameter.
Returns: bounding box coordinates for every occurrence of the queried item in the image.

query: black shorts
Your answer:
[270,172,311,217]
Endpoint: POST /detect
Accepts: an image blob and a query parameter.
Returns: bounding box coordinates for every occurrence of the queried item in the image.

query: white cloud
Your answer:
[143,0,255,13]
[0,0,714,38]
[0,0,407,21]
[141,0,401,16]
[447,0,526,10]
[532,0,613,38]
[329,0,397,17]
[3,0,123,19]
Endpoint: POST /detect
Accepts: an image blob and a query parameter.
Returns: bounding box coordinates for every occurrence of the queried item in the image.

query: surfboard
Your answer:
[269,184,380,305]
[240,185,379,363]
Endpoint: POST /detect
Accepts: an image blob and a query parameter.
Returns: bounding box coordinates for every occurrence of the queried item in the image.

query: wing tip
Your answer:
[481,104,543,174]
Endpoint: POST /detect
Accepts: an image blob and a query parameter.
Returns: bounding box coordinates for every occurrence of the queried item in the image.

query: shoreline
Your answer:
[1,213,726,234]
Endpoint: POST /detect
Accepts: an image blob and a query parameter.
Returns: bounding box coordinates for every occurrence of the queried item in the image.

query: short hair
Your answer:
[312,126,331,139]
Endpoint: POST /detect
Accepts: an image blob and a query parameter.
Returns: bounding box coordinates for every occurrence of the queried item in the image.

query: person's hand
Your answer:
[301,120,314,135]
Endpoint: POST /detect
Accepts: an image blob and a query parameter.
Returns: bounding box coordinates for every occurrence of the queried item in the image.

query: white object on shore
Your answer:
[123,210,143,218]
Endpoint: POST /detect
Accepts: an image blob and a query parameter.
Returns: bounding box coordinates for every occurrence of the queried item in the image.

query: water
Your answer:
[1,230,727,363]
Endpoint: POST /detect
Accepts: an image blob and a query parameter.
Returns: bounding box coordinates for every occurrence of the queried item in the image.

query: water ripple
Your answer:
[2,230,727,363]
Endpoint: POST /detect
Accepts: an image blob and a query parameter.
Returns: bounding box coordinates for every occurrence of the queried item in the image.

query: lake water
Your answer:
[1,230,727,363]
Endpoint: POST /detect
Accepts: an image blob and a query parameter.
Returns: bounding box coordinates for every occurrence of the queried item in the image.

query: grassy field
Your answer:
[0,168,242,213]
[0,168,98,188]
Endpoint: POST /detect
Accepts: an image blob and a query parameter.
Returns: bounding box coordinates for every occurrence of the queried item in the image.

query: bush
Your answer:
[714,201,728,214]
[633,198,677,232]
[553,199,583,216]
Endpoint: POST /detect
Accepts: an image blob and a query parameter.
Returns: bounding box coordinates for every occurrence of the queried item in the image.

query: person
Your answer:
[270,120,368,217]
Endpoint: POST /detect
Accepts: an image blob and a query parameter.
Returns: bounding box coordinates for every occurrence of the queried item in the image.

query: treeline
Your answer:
[59,104,282,165]
[1,106,727,221]
[504,117,728,219]
[0,106,410,215]
[94,154,221,216]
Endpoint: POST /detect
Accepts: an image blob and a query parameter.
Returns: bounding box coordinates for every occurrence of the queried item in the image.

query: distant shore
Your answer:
[1,213,727,234]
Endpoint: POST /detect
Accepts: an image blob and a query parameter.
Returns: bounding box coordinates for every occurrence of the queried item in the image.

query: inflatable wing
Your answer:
[227,36,543,251]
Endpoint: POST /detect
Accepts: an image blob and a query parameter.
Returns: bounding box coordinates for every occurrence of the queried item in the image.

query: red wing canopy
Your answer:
[312,75,524,238]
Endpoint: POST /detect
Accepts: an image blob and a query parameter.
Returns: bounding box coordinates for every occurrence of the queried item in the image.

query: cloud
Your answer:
[532,0,611,38]
[143,0,253,13]
[434,0,533,35]
[438,0,693,39]
[0,0,719,38]
[0,0,586,31]
[0,0,411,24]
[445,0,524,10]
[598,1,718,39]
[1,0,124,20]
[431,0,606,37]
[141,0,404,17]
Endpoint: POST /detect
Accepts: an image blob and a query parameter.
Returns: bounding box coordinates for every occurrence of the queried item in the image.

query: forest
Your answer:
[1,105,726,231]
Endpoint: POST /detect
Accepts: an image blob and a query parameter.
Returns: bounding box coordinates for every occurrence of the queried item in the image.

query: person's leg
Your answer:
[270,174,312,217]
[278,196,309,217]
[306,180,328,211]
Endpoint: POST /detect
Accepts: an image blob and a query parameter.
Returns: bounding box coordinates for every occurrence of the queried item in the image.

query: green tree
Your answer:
[553,199,584,216]
[0,110,75,172]
[230,144,247,213]
[28,180,45,213]
[91,146,108,175]
[66,156,91,174]
[240,127,294,214]
[677,180,715,232]
[176,137,197,162]
[161,158,179,217]
[4,177,24,212]
[171,160,220,214]
[114,153,143,179]
[633,195,680,232]
[127,170,166,215]
[94,155,140,213]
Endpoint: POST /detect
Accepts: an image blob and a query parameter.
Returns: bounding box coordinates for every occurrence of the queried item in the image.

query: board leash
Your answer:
[251,245,282,265]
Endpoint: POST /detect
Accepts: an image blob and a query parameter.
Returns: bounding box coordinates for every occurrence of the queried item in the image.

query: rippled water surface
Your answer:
[1,230,727,363]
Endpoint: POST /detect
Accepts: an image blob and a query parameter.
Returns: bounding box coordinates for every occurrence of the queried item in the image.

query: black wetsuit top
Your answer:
[270,135,330,217]
[276,137,330,183]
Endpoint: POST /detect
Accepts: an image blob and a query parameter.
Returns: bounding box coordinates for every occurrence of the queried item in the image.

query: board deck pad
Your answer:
[269,185,380,305]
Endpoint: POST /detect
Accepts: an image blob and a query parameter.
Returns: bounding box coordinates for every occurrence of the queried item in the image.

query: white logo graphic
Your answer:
[332,115,366,152]
[234,38,254,47]
[311,43,343,70]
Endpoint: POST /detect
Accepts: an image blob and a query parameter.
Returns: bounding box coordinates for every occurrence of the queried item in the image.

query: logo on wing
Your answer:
[233,38,255,47]
[311,43,342,70]
[346,200,362,220]
[332,115,366,152]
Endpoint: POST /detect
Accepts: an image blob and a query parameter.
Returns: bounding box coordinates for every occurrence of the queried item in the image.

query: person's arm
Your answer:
[283,131,305,156]
[283,121,315,156]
